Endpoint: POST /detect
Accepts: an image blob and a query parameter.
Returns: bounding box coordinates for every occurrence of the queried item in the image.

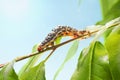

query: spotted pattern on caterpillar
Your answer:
[38,26,90,52]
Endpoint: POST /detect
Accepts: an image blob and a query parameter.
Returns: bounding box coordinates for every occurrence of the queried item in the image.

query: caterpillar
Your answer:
[38,26,90,52]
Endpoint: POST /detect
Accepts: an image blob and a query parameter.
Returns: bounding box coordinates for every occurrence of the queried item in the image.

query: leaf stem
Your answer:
[44,48,56,62]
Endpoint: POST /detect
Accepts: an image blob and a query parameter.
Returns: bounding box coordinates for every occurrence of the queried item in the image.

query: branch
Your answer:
[0,19,120,68]
[0,30,92,68]
[44,48,57,62]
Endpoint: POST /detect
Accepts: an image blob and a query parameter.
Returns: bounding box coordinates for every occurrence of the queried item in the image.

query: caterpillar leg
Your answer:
[48,42,54,47]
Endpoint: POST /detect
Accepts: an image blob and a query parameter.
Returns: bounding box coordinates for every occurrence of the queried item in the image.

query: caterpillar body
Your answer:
[38,26,89,52]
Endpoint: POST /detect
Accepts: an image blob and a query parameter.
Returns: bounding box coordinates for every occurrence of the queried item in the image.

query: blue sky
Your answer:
[0,0,101,80]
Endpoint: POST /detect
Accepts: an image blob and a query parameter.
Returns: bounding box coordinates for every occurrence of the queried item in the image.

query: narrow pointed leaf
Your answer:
[71,41,112,80]
[0,60,19,80]
[105,26,120,80]
[54,40,79,80]
[20,61,46,80]
[19,44,42,76]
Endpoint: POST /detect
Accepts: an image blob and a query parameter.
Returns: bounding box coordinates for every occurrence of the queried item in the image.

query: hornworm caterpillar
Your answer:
[38,26,90,52]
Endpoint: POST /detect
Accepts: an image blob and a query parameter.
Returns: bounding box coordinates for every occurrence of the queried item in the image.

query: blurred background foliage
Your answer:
[0,0,120,80]
[98,0,120,24]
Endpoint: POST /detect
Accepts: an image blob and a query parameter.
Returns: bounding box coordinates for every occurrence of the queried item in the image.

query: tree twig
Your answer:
[15,30,94,62]
[0,21,119,68]
[44,48,57,62]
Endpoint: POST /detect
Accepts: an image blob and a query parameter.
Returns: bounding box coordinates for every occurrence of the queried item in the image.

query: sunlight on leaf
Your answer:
[54,40,79,80]
[71,41,112,80]
[98,0,120,24]
[20,61,46,80]
[0,60,18,80]
[18,44,42,77]
[105,25,120,80]
[100,0,118,18]
[98,0,120,39]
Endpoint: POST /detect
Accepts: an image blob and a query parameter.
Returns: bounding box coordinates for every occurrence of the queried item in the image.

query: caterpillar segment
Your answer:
[38,26,90,52]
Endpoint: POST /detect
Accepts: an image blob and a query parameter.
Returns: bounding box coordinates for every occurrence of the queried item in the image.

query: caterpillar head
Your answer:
[38,45,43,52]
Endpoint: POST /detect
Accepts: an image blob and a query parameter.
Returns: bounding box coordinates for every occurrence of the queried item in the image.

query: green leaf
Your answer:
[105,26,120,80]
[54,40,79,80]
[103,27,114,40]
[98,0,120,24]
[99,1,120,24]
[100,0,109,18]
[20,61,46,80]
[71,41,112,80]
[100,0,119,19]
[19,44,42,77]
[64,40,79,62]
[54,37,62,45]
[0,60,19,80]
[97,0,120,38]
